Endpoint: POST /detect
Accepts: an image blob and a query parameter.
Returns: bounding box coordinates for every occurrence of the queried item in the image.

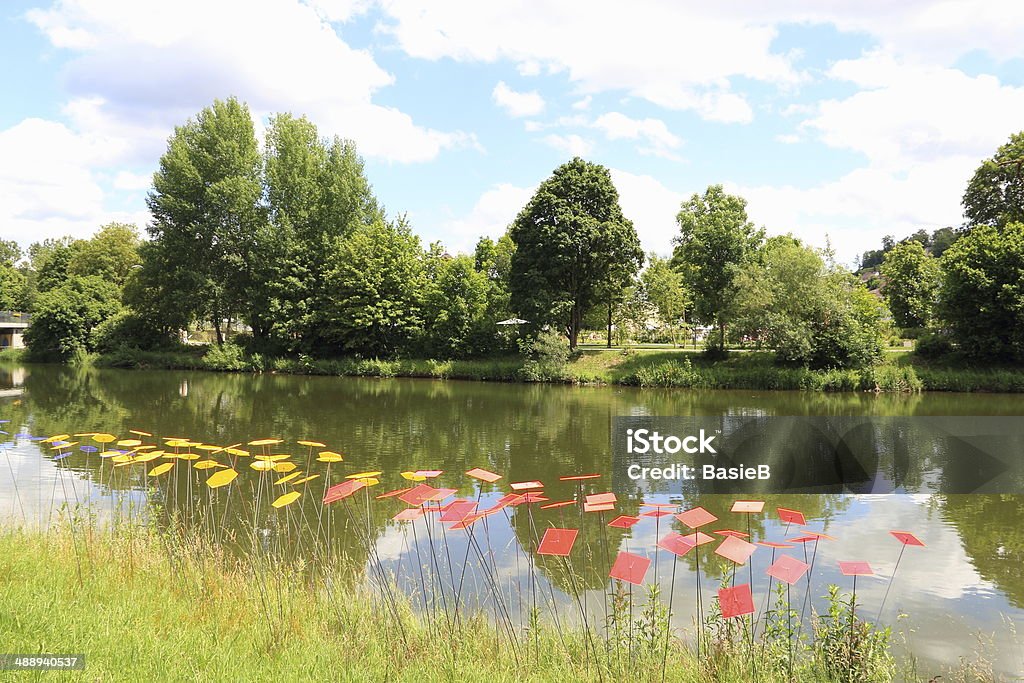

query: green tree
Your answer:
[0,240,25,310]
[261,114,382,352]
[421,254,498,358]
[930,227,958,257]
[28,237,79,295]
[963,131,1024,227]
[23,275,122,360]
[671,184,763,354]
[322,218,425,356]
[69,223,141,286]
[509,158,643,349]
[939,222,1024,360]
[640,254,687,346]
[733,236,886,368]
[146,96,265,345]
[880,240,940,328]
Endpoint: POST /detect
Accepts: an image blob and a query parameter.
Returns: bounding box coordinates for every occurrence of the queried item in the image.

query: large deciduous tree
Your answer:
[939,222,1024,361]
[880,240,940,328]
[509,158,643,349]
[641,254,687,346]
[963,131,1024,228]
[671,184,763,355]
[146,96,265,345]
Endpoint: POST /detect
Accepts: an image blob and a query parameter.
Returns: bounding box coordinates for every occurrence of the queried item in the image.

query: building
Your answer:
[0,312,29,349]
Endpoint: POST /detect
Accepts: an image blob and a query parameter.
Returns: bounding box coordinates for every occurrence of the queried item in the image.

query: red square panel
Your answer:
[777,507,806,526]
[510,480,544,491]
[541,500,576,510]
[323,479,365,504]
[657,532,695,556]
[765,554,810,585]
[439,500,478,522]
[642,509,673,518]
[393,507,426,521]
[890,531,925,547]
[757,541,794,549]
[609,551,651,585]
[415,470,443,478]
[718,583,754,618]
[838,561,874,576]
[608,515,640,529]
[676,506,717,529]
[376,487,411,499]
[466,467,501,483]
[682,531,715,547]
[584,502,615,513]
[731,500,765,513]
[715,535,757,565]
[398,483,438,506]
[559,473,601,481]
[714,529,749,538]
[585,492,617,505]
[537,528,579,556]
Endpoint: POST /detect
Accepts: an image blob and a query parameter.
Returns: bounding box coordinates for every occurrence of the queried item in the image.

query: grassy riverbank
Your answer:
[7,344,1024,392]
[0,522,902,682]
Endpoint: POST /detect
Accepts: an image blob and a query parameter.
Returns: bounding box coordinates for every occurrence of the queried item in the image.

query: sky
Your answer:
[2,1,1024,266]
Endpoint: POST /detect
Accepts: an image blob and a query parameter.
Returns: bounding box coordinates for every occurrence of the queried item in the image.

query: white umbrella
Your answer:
[496,318,529,325]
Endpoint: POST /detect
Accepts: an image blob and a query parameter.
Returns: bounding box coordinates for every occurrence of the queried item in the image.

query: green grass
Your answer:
[0,522,900,682]
[0,347,26,364]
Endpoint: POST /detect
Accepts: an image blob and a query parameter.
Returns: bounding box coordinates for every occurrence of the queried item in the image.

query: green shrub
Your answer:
[914,331,954,359]
[519,330,570,381]
[202,342,249,372]
[92,309,177,353]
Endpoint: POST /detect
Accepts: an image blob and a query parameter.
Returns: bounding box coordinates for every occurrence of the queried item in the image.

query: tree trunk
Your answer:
[606,299,613,348]
[568,305,580,350]
[214,316,224,346]
[717,320,726,353]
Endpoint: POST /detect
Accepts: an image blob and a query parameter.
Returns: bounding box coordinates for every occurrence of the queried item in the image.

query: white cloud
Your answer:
[542,133,593,157]
[805,51,1024,172]
[571,95,592,111]
[377,0,798,122]
[112,171,152,191]
[26,0,471,164]
[0,118,147,246]
[442,182,536,251]
[592,112,682,159]
[491,81,545,118]
[775,133,800,144]
[608,169,684,255]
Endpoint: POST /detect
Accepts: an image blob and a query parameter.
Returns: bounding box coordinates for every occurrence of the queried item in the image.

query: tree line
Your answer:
[3,98,1022,367]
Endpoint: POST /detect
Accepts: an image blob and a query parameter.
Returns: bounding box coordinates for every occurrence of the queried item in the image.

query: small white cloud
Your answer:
[775,133,800,144]
[572,95,592,110]
[443,182,536,251]
[492,80,546,117]
[592,111,682,152]
[516,60,541,76]
[542,133,593,157]
[113,171,152,191]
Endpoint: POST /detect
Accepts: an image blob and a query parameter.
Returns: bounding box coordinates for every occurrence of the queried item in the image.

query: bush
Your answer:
[202,342,250,372]
[518,329,570,381]
[914,331,954,359]
[92,310,177,353]
[631,358,698,387]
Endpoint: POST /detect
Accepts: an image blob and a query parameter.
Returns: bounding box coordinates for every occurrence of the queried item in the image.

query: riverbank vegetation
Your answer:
[2,101,1022,391]
[0,519,908,682]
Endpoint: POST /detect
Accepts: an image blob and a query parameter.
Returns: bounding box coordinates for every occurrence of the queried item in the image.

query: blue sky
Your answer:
[2,1,1024,266]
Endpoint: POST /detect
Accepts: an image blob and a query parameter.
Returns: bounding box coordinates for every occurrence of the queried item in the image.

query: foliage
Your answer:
[421,254,501,358]
[321,218,425,357]
[202,340,252,371]
[519,329,570,381]
[880,241,940,328]
[23,275,122,360]
[92,309,179,353]
[914,331,954,359]
[671,184,763,354]
[938,221,1024,361]
[732,236,886,369]
[963,130,1024,227]
[641,254,687,345]
[810,585,895,682]
[509,157,643,349]
[68,223,142,285]
[146,96,265,344]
